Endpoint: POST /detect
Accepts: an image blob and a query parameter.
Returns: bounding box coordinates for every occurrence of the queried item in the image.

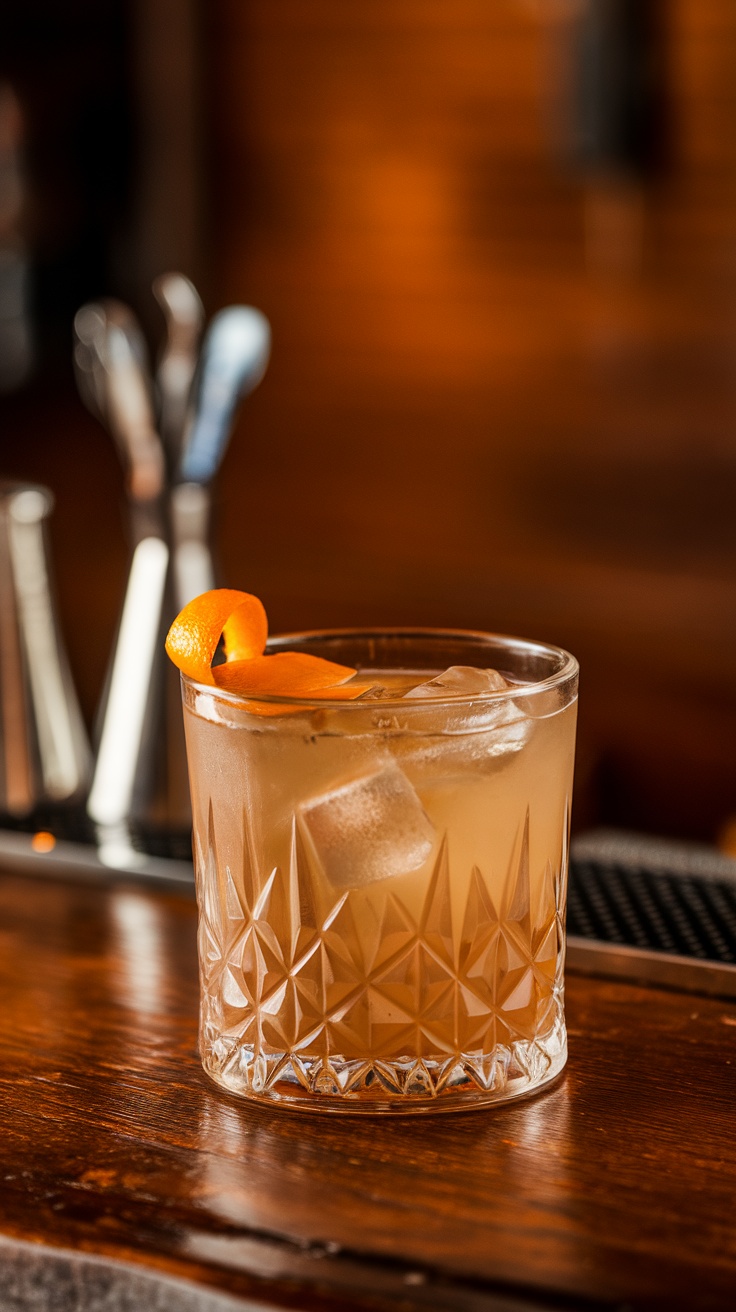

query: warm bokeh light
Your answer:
[31,831,56,854]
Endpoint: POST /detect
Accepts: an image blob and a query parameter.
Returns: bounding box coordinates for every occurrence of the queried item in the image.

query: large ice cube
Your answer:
[398,666,531,779]
[299,762,435,889]
[403,665,509,698]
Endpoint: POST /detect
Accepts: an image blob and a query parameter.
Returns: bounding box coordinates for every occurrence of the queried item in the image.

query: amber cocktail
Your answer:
[178,624,578,1113]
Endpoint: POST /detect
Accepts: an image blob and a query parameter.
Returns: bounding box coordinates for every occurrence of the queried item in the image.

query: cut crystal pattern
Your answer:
[195,801,568,1109]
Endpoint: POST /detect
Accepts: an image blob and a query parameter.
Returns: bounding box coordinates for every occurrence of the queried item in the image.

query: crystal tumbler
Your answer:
[182,630,578,1113]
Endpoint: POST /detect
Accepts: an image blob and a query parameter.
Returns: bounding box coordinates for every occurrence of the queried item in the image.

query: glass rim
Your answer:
[180,625,579,711]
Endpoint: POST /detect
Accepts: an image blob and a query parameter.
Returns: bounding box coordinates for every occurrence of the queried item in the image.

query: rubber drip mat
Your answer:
[568,831,736,997]
[569,856,736,963]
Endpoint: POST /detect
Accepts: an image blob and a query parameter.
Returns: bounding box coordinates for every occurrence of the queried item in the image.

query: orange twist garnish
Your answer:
[165,588,367,709]
[213,651,357,695]
[165,589,267,685]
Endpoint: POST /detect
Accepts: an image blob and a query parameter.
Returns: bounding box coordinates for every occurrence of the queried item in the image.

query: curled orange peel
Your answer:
[165,588,366,706]
[213,651,356,696]
[165,589,267,685]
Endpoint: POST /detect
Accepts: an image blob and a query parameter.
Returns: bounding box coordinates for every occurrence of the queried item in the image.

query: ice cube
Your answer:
[401,713,529,787]
[403,666,510,698]
[299,762,435,889]
[398,666,531,781]
[357,674,432,700]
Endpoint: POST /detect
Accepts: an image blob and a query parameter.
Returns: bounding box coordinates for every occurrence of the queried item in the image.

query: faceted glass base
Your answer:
[201,1015,567,1114]
[194,805,570,1113]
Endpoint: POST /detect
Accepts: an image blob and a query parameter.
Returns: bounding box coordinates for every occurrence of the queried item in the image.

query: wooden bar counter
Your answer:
[1,863,735,1311]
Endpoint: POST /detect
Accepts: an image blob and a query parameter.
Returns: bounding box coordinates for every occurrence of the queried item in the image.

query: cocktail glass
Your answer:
[181,629,578,1113]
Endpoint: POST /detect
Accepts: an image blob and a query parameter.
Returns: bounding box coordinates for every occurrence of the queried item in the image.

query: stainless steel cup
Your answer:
[0,481,90,818]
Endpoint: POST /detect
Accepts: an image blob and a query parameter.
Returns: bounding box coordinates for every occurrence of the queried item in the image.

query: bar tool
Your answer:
[78,300,172,864]
[74,280,270,866]
[0,481,91,822]
[172,305,271,611]
[179,306,271,485]
[152,272,204,465]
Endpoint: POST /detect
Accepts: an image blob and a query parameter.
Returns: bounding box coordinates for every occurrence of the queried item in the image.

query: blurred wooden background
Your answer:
[1,0,735,843]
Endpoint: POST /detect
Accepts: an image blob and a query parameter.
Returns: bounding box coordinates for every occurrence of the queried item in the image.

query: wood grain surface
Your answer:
[1,867,735,1311]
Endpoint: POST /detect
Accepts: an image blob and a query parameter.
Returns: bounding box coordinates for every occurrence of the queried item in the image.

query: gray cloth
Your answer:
[0,1233,268,1312]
